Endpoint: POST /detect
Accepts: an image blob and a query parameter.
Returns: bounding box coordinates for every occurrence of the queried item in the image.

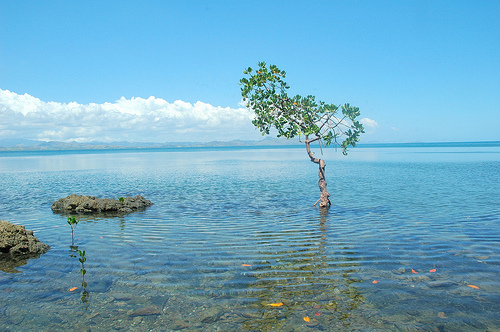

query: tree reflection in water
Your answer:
[241,210,364,331]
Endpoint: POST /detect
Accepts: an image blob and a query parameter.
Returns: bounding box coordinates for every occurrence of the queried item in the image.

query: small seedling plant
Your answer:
[77,249,89,308]
[78,249,87,287]
[67,216,79,247]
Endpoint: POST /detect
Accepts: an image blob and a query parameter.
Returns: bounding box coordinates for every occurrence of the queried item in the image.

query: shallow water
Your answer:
[0,144,499,331]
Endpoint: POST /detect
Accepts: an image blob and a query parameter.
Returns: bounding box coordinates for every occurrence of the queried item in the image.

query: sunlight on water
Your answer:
[0,145,499,331]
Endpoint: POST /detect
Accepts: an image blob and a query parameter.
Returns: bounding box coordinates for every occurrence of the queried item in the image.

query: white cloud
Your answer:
[360,118,379,129]
[0,89,261,143]
[359,117,379,135]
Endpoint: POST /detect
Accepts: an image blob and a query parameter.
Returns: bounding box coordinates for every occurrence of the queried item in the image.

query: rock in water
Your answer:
[0,220,50,273]
[200,307,223,323]
[51,194,153,215]
[129,305,162,317]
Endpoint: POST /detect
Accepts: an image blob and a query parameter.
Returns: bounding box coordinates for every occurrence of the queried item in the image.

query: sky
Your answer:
[0,0,499,144]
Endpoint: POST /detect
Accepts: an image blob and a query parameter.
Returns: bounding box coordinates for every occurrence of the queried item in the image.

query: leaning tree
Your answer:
[240,62,364,208]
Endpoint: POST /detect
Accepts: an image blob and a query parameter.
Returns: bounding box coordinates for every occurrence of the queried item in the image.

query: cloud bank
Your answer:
[1,89,380,144]
[0,89,260,143]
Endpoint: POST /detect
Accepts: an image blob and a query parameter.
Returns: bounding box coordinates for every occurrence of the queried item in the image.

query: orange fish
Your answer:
[372,280,379,284]
[241,264,252,267]
[303,317,311,322]
[467,285,480,289]
[412,269,418,274]
[268,302,283,307]
[69,287,78,292]
[429,269,437,273]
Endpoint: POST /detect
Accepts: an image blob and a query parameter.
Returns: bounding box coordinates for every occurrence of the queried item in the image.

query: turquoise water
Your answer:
[0,144,499,331]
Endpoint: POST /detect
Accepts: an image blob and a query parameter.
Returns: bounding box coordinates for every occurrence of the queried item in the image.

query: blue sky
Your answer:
[1,1,499,143]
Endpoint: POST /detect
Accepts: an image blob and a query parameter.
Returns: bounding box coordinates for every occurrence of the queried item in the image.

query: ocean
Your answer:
[0,143,499,331]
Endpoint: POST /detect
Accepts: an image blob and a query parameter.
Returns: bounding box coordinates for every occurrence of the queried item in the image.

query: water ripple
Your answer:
[0,148,499,331]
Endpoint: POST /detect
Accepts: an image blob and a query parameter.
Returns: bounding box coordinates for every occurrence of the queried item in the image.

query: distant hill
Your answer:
[0,139,42,147]
[2,138,498,152]
[0,137,301,151]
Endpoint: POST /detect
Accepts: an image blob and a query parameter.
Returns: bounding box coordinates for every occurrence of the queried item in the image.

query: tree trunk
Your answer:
[305,135,331,208]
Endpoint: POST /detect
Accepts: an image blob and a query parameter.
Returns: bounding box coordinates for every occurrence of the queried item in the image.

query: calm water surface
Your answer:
[0,145,499,331]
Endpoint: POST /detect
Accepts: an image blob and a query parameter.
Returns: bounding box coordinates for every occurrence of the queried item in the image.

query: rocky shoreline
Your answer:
[0,220,51,272]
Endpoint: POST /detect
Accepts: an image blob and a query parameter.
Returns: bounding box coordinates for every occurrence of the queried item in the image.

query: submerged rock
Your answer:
[129,305,162,317]
[0,220,50,273]
[51,194,153,215]
[200,306,223,323]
